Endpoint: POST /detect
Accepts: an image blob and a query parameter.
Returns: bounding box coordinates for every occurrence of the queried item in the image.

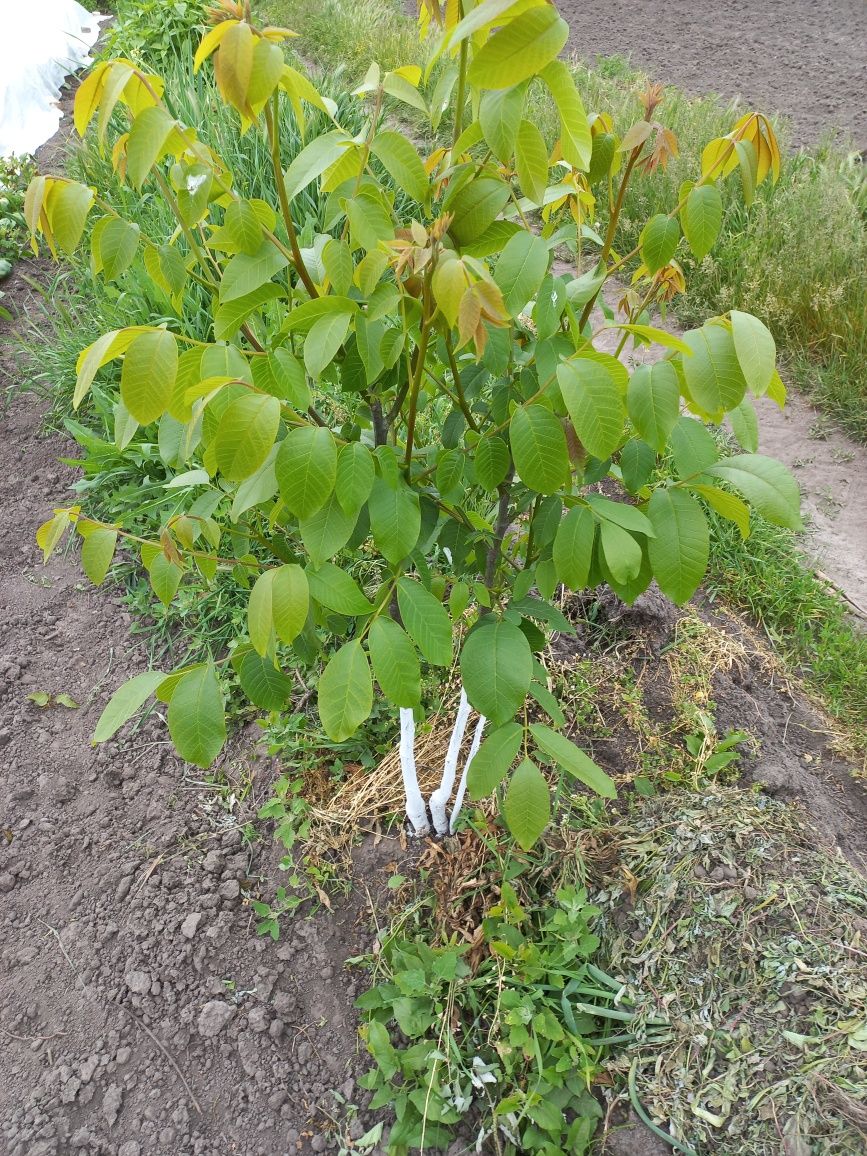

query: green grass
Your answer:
[706,513,867,737]
[269,0,867,442]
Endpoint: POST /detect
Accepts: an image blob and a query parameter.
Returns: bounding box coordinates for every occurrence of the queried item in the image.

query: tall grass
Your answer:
[270,0,867,442]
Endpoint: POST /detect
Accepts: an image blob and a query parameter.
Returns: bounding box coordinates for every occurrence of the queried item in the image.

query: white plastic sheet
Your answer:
[0,1,104,157]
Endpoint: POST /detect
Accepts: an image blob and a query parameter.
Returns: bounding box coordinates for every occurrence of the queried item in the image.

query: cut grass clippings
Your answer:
[267,0,867,443]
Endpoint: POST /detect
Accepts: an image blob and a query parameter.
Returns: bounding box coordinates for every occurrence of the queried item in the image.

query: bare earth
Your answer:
[557,0,867,147]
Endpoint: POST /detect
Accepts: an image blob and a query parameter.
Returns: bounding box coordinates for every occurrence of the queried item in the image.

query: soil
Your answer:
[1,69,864,1156]
[556,0,867,147]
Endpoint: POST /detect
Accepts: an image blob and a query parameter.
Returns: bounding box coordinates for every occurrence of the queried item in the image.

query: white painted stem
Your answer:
[429,689,472,835]
[399,707,429,835]
[449,714,486,834]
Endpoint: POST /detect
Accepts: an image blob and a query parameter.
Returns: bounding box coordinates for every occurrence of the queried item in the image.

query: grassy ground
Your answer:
[269,0,867,443]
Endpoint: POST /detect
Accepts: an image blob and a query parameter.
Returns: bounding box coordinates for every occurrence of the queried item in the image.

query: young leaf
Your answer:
[681,184,723,261]
[705,454,802,529]
[690,483,751,538]
[510,404,569,495]
[558,359,625,460]
[461,621,532,725]
[627,362,680,452]
[214,393,281,481]
[474,436,511,492]
[503,758,550,850]
[730,310,776,396]
[307,563,373,616]
[368,478,421,565]
[236,650,293,711]
[275,426,337,520]
[220,242,289,303]
[79,525,118,586]
[396,578,452,667]
[318,640,373,742]
[467,722,524,800]
[529,723,616,798]
[538,59,592,170]
[304,311,352,379]
[640,214,680,273]
[167,664,226,768]
[553,505,595,590]
[646,488,710,604]
[335,442,375,515]
[468,8,568,89]
[681,324,747,417]
[93,670,165,743]
[494,231,549,318]
[447,178,511,247]
[248,564,309,655]
[369,131,428,202]
[515,118,549,206]
[479,83,527,163]
[120,330,178,425]
[367,618,421,708]
[299,492,357,566]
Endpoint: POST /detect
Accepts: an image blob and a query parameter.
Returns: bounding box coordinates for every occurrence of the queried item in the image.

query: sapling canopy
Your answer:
[31,0,800,848]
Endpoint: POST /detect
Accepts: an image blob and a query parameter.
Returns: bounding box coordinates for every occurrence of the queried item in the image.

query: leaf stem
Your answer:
[264,91,319,299]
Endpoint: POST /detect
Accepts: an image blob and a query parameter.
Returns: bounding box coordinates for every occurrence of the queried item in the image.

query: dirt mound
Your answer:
[0,365,386,1153]
[557,0,867,147]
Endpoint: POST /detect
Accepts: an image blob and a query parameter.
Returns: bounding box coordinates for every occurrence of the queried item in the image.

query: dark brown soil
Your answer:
[557,0,867,147]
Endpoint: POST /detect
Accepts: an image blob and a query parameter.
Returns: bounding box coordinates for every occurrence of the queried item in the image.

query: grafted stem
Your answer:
[449,714,486,835]
[399,708,429,835]
[429,689,472,835]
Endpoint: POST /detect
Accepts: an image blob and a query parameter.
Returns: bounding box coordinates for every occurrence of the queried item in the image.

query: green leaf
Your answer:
[510,404,568,494]
[681,324,747,417]
[467,722,524,800]
[214,393,281,481]
[50,181,95,254]
[681,184,722,261]
[529,722,616,798]
[598,519,643,583]
[539,59,592,170]
[367,618,421,708]
[447,177,511,247]
[728,397,759,453]
[214,283,283,341]
[503,758,550,850]
[620,438,656,493]
[80,526,117,586]
[369,131,428,202]
[436,449,464,500]
[461,621,532,725]
[646,488,709,604]
[307,562,373,615]
[690,483,751,538]
[275,426,337,520]
[93,670,165,742]
[396,578,452,667]
[731,310,776,396]
[468,8,567,89]
[670,416,720,478]
[553,505,595,590]
[147,553,182,606]
[474,436,511,492]
[95,217,139,280]
[640,214,680,273]
[368,478,421,565]
[558,358,625,460]
[236,650,293,710]
[705,454,802,530]
[318,640,373,741]
[300,492,357,566]
[494,230,549,318]
[223,199,264,255]
[126,105,175,189]
[627,362,680,452]
[167,664,226,768]
[479,82,527,163]
[587,494,654,537]
[515,118,549,206]
[304,311,352,379]
[343,194,394,252]
[252,347,309,409]
[120,330,178,425]
[336,441,375,515]
[248,564,309,654]
[283,129,354,201]
[220,241,289,303]
[322,237,354,295]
